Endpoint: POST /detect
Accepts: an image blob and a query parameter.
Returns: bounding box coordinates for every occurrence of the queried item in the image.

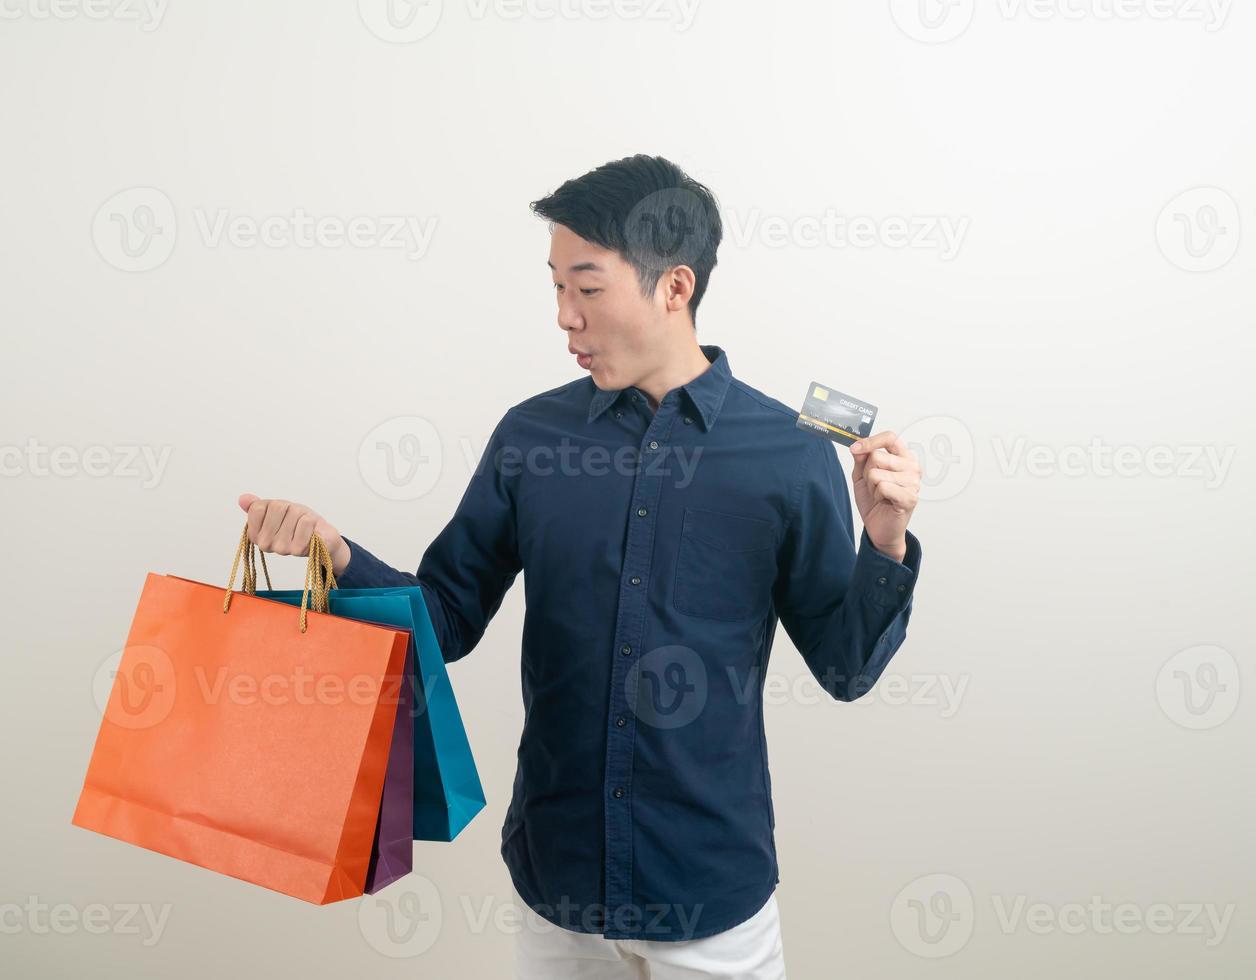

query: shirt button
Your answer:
[637,507,648,517]
[620,644,632,656]
[630,576,641,585]
[612,787,625,798]
[878,576,887,585]
[683,416,693,425]
[615,716,626,727]
[898,584,907,593]
[648,440,658,450]
[615,411,623,419]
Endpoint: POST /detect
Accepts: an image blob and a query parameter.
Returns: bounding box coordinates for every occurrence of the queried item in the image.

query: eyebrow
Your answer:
[547,260,604,274]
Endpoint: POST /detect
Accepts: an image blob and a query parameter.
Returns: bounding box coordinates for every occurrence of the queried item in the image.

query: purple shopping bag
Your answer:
[365,636,415,893]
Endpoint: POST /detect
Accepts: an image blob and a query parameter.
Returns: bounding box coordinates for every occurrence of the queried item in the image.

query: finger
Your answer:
[238,492,259,513]
[867,467,922,492]
[245,498,268,546]
[276,505,307,554]
[852,430,909,458]
[290,512,318,553]
[851,445,868,483]
[259,500,291,552]
[868,447,914,473]
[867,470,918,508]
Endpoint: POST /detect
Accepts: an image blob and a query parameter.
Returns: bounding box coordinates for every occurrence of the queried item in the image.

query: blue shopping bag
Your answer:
[257,586,486,841]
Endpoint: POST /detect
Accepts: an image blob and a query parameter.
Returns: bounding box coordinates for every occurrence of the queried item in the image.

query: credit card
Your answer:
[795,382,877,446]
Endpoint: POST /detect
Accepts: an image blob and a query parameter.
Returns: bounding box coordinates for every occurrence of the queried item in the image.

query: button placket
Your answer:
[601,394,679,926]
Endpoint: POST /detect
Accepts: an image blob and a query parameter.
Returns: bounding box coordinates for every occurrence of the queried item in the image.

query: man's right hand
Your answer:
[237,493,351,576]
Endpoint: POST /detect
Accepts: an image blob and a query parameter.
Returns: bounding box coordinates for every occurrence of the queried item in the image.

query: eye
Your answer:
[553,283,600,297]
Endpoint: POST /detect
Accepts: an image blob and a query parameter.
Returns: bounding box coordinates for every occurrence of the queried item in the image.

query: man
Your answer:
[239,154,922,979]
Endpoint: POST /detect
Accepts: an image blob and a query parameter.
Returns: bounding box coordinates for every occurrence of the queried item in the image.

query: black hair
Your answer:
[530,154,723,326]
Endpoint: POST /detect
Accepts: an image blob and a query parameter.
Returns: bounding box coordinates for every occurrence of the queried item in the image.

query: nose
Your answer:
[556,292,583,333]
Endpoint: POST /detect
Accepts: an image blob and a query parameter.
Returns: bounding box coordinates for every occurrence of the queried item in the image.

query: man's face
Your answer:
[548,223,664,391]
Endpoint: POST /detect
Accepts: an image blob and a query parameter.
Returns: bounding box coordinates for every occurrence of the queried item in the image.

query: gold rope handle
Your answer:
[223,521,272,609]
[223,519,338,633]
[299,533,339,633]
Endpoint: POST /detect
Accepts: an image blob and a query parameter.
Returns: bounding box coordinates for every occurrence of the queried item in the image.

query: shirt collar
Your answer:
[586,344,732,432]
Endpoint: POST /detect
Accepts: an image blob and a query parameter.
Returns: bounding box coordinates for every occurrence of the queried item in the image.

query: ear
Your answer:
[662,264,696,313]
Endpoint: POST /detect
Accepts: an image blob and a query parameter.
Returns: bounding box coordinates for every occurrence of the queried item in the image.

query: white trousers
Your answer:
[511,883,787,979]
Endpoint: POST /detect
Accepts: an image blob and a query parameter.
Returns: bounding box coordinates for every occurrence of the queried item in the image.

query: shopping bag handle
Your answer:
[222,520,339,633]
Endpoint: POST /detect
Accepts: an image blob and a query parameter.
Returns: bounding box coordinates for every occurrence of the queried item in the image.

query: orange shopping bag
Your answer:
[72,524,410,904]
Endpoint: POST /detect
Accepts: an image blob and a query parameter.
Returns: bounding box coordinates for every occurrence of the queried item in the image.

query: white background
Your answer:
[1,0,1252,976]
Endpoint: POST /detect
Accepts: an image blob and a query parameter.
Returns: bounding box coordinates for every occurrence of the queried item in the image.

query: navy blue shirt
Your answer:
[337,344,921,941]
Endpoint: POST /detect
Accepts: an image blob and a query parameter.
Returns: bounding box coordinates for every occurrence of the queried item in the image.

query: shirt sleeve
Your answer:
[336,410,523,664]
[771,436,922,701]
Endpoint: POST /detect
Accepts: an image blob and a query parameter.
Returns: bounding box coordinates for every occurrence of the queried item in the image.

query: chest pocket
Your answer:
[672,506,777,622]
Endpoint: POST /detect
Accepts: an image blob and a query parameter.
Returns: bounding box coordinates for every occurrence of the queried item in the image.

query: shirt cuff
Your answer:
[851,527,921,611]
[335,536,385,589]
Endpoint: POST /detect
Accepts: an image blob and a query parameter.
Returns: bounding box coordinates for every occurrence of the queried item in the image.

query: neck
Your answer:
[636,341,712,413]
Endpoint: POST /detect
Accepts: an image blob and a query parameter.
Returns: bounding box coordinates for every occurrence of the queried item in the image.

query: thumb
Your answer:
[848,448,867,483]
[238,492,259,513]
